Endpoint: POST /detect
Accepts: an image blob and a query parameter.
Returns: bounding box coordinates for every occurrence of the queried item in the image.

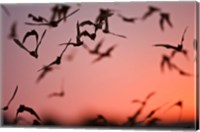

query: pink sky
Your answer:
[1,2,198,126]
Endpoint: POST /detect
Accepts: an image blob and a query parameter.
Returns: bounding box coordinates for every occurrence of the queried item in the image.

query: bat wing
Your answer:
[13,38,30,53]
[25,107,41,121]
[92,56,103,63]
[154,44,177,50]
[23,30,39,43]
[25,22,49,26]
[159,17,164,31]
[180,26,188,45]
[7,85,18,106]
[145,91,156,101]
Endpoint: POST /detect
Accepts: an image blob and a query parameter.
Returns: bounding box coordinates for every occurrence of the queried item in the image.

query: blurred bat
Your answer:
[16,104,40,121]
[2,86,18,111]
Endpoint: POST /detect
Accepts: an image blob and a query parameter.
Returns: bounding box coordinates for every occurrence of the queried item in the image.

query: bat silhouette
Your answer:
[2,85,18,111]
[118,13,138,23]
[13,30,47,59]
[36,65,54,83]
[142,102,169,122]
[8,21,17,39]
[43,39,70,69]
[50,4,60,22]
[160,54,173,72]
[28,13,48,23]
[48,79,65,98]
[59,4,71,22]
[132,91,156,105]
[1,5,10,16]
[125,102,147,126]
[164,100,183,122]
[142,5,161,20]
[16,104,40,121]
[22,29,39,44]
[83,38,104,55]
[92,44,117,63]
[171,64,193,76]
[29,29,47,58]
[25,9,79,28]
[154,26,188,51]
[13,38,31,53]
[159,12,173,31]
[79,30,96,40]
[95,8,114,24]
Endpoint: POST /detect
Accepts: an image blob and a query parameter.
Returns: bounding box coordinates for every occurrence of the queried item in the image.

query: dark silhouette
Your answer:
[29,29,47,58]
[8,21,17,39]
[36,65,54,83]
[142,6,161,20]
[48,79,65,98]
[16,104,41,121]
[2,86,18,111]
[159,12,173,31]
[118,13,138,23]
[132,91,156,105]
[13,29,47,59]
[45,39,70,68]
[128,105,145,126]
[59,4,71,22]
[92,44,117,63]
[79,30,96,40]
[95,8,114,25]
[154,26,188,51]
[25,9,79,28]
[160,54,172,72]
[142,102,169,122]
[164,101,183,122]
[22,29,39,44]
[28,13,48,23]
[13,38,31,53]
[50,4,60,22]
[1,5,10,16]
[83,38,104,55]
[171,64,193,76]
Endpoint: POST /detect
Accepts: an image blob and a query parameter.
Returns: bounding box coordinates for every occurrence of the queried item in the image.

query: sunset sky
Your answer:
[1,1,198,127]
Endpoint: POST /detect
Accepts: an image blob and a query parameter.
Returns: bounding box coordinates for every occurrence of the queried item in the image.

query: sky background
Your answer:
[1,2,198,126]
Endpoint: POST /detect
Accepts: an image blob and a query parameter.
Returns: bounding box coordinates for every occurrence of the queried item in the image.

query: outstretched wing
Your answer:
[25,106,41,121]
[23,30,39,44]
[13,38,30,53]
[180,26,188,45]
[7,86,18,106]
[154,44,177,50]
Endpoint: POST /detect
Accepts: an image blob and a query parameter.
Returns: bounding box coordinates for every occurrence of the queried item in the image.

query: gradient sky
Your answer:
[1,2,198,126]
